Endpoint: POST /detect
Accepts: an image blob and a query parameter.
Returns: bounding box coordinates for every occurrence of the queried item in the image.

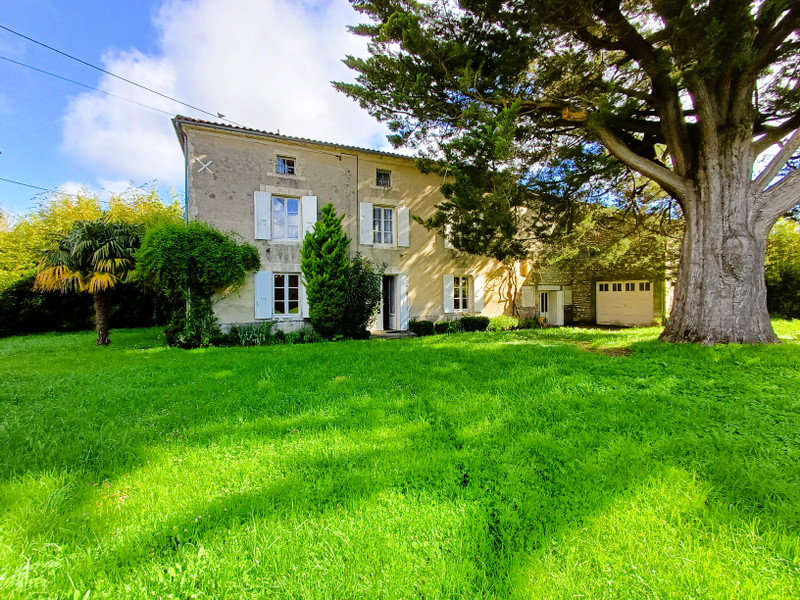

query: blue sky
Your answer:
[0,0,389,216]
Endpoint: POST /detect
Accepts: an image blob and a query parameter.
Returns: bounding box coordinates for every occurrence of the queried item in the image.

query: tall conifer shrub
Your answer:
[301,204,350,339]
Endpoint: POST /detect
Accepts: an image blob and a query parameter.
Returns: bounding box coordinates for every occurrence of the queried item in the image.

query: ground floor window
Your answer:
[274,273,300,315]
[454,276,469,311]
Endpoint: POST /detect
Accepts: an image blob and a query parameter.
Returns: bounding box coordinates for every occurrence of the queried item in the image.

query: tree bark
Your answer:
[659,134,779,344]
[93,291,113,346]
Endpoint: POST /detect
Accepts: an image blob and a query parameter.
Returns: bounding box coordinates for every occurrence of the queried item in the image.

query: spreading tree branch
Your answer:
[590,121,689,200]
[757,167,800,228]
[752,6,800,74]
[753,113,800,154]
[753,127,800,192]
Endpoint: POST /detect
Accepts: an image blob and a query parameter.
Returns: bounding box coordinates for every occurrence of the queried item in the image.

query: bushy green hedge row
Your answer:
[0,274,169,337]
[409,314,545,337]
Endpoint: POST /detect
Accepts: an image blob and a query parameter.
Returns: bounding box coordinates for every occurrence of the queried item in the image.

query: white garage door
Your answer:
[596,281,654,326]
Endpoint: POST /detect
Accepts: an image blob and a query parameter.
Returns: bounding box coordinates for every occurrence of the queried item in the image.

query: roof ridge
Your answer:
[172,115,414,161]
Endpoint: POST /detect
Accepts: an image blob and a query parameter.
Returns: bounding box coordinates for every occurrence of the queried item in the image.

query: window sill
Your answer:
[271,174,307,182]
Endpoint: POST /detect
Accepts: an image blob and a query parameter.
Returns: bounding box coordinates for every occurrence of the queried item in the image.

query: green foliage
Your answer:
[766,218,800,318]
[518,316,546,330]
[136,221,260,348]
[301,204,350,339]
[540,200,681,282]
[137,221,259,299]
[227,322,278,347]
[339,1,800,344]
[34,219,144,345]
[488,315,519,332]
[0,275,168,338]
[343,254,383,339]
[0,188,180,292]
[460,315,490,332]
[0,274,93,336]
[433,320,464,334]
[1,323,799,598]
[408,318,435,337]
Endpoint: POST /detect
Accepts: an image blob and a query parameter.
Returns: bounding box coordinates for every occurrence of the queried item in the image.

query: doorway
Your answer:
[382,275,396,330]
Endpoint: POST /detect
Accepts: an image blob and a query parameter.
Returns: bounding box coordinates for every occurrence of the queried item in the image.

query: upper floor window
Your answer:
[277,156,296,175]
[454,276,469,311]
[376,169,391,187]
[273,196,300,240]
[373,206,394,244]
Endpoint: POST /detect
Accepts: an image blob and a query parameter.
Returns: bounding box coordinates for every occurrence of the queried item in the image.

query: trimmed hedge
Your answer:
[461,315,490,332]
[409,319,435,336]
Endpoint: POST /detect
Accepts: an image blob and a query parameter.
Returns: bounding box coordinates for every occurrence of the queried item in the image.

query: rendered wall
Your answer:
[180,122,524,328]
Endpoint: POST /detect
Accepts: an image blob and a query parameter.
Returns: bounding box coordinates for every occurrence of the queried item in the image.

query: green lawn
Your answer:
[1,323,799,599]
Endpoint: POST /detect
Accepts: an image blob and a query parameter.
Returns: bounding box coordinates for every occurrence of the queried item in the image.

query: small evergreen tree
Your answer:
[301,204,350,339]
[343,254,383,339]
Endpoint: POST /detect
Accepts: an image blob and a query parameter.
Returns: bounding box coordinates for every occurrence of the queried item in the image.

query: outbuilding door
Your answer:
[596,281,654,326]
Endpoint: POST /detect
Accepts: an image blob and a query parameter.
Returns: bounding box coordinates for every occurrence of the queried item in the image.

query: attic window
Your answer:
[277,156,296,175]
[376,169,391,187]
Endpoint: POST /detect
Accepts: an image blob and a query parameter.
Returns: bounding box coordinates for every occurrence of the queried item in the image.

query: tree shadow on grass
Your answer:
[1,328,799,596]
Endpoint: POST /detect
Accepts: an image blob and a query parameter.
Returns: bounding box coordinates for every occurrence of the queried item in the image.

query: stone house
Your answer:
[173,116,666,330]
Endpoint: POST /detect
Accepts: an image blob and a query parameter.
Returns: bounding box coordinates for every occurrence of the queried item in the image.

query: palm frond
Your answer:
[87,272,118,293]
[34,266,82,292]
[95,257,132,273]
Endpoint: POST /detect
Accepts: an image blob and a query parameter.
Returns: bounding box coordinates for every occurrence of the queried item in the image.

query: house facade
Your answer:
[173,116,665,330]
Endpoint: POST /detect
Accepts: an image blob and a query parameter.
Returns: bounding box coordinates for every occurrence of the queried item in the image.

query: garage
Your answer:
[596,280,654,326]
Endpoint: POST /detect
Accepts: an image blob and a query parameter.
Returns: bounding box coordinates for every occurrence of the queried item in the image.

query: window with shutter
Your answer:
[274,273,300,316]
[373,206,394,245]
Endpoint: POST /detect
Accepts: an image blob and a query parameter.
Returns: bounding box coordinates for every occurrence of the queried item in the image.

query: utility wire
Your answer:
[0,55,176,117]
[0,177,54,193]
[0,23,241,126]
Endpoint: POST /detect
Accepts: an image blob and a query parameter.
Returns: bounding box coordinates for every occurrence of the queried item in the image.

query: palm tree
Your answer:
[34,219,143,345]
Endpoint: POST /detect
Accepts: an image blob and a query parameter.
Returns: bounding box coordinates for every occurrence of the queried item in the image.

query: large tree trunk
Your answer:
[93,291,113,346]
[659,134,779,344]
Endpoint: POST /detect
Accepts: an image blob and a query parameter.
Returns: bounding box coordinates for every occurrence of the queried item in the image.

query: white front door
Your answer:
[540,289,565,326]
[540,291,550,321]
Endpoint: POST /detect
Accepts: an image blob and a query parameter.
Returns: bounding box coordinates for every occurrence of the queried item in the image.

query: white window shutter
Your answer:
[300,277,309,318]
[301,196,317,238]
[443,223,454,249]
[443,274,454,314]
[254,271,273,319]
[473,275,485,313]
[397,206,410,247]
[398,274,409,330]
[254,191,271,240]
[359,202,373,246]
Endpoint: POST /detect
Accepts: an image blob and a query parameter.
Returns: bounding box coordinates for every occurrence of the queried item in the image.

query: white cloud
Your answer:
[61,0,390,192]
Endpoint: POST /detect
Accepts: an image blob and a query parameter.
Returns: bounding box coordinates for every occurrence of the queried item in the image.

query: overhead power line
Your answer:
[0,177,54,193]
[0,23,241,126]
[0,55,175,117]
